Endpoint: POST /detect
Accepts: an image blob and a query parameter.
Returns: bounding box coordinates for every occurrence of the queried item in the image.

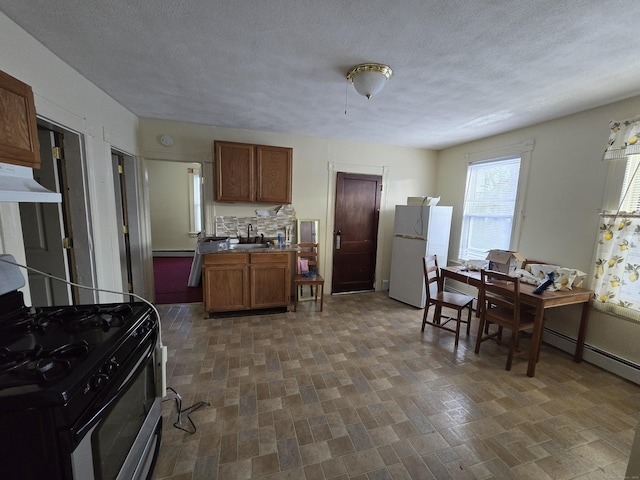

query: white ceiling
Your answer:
[2,1,640,149]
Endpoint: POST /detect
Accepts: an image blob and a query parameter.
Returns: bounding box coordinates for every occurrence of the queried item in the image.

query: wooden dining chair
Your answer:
[293,243,324,312]
[475,269,535,370]
[422,255,474,346]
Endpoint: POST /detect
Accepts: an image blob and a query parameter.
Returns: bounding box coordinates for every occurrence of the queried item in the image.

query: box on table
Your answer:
[486,250,525,274]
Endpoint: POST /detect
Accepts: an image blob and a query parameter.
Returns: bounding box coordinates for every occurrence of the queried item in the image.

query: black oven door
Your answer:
[70,339,162,480]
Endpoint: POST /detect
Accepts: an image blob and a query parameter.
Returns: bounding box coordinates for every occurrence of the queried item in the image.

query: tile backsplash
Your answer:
[214,205,297,240]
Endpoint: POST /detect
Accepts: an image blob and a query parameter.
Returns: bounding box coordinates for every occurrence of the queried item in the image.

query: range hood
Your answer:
[0,162,61,203]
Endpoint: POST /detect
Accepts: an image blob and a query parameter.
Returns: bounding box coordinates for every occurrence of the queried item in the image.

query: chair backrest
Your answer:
[479,269,521,326]
[297,243,319,273]
[423,255,442,303]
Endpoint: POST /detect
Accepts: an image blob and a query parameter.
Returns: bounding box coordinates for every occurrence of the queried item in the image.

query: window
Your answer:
[593,152,640,321]
[618,154,640,212]
[187,166,202,236]
[459,156,522,260]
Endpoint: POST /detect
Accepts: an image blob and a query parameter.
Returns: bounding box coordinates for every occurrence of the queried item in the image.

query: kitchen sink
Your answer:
[229,243,270,250]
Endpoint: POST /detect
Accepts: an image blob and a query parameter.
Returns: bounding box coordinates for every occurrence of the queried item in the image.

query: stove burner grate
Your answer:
[47,304,134,332]
[0,304,136,335]
[0,341,90,383]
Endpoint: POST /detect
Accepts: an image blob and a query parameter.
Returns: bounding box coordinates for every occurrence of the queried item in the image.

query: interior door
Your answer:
[19,122,97,306]
[332,172,382,293]
[19,128,71,306]
[112,150,146,299]
[112,152,134,297]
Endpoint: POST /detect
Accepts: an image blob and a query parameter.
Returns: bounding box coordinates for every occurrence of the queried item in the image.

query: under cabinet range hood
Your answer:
[0,162,61,203]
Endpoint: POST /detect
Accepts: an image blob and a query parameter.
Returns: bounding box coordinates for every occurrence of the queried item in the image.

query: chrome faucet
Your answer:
[247,224,253,242]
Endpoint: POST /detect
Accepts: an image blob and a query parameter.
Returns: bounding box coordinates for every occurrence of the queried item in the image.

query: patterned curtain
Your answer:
[603,117,640,160]
[594,117,640,322]
[592,215,640,322]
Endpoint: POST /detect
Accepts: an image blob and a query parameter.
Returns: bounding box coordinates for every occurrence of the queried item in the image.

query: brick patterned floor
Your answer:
[151,292,639,480]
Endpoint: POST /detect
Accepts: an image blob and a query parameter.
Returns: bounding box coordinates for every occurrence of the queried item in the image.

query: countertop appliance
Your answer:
[388,205,453,308]
[0,255,162,480]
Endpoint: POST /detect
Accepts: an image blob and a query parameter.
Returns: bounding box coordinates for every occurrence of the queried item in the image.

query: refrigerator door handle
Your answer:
[334,230,341,250]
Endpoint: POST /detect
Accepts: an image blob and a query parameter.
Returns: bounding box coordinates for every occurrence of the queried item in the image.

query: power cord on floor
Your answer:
[163,387,210,434]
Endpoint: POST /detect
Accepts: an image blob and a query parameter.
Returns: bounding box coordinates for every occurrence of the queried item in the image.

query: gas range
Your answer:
[0,290,156,409]
[0,255,162,480]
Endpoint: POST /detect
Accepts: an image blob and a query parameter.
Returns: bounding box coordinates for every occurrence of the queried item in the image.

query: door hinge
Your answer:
[63,237,73,249]
[118,164,124,174]
[380,184,383,191]
[122,225,129,234]
[52,146,64,160]
[128,282,133,292]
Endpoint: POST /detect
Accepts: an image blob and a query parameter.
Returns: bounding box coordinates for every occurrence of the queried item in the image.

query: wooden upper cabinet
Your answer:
[214,140,292,204]
[214,141,255,202]
[256,145,292,204]
[0,70,40,169]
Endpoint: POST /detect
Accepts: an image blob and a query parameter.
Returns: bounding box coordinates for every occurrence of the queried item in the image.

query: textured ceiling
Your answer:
[2,1,640,149]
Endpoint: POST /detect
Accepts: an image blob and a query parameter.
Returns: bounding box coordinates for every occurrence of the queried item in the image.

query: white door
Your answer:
[19,128,71,306]
[112,151,148,298]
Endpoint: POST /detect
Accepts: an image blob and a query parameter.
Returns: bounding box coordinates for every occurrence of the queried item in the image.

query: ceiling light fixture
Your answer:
[346,63,393,99]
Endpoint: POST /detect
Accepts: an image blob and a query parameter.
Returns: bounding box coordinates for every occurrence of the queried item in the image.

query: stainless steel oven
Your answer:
[70,334,161,480]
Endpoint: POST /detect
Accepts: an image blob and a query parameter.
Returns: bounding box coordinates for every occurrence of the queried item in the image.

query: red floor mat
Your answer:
[153,256,202,304]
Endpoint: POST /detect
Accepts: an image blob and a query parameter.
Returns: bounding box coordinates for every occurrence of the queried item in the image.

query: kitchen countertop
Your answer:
[212,244,300,254]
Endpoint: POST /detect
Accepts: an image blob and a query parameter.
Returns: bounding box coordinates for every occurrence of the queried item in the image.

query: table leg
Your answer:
[574,301,591,362]
[527,306,545,377]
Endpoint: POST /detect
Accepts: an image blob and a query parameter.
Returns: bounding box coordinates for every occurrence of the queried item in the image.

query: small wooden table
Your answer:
[442,266,594,377]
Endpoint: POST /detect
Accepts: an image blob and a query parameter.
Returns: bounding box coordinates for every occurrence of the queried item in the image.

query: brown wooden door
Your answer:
[332,172,382,293]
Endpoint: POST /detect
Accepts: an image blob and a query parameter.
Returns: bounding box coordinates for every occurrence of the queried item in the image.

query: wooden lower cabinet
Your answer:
[250,253,290,308]
[202,253,250,311]
[203,252,290,313]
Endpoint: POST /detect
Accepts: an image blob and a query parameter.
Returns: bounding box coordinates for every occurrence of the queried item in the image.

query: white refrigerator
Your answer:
[388,205,453,308]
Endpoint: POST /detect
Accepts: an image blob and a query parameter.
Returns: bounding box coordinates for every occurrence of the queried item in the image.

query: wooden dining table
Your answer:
[441,266,594,377]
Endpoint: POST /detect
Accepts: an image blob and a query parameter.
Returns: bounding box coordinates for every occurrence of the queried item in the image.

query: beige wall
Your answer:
[2,11,639,372]
[0,13,140,303]
[138,118,439,291]
[436,95,640,364]
[146,160,200,251]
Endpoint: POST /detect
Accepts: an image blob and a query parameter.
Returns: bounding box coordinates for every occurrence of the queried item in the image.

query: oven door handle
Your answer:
[72,334,156,443]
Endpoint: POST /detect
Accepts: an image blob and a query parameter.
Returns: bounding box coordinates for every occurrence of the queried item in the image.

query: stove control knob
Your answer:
[137,321,152,336]
[90,373,109,391]
[102,359,119,376]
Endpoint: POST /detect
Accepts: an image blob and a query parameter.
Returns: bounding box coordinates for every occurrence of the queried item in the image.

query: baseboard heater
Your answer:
[542,329,640,385]
[445,284,640,385]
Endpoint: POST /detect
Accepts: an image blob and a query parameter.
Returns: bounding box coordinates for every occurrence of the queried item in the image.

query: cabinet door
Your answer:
[250,261,290,308]
[203,265,249,311]
[256,145,292,204]
[214,141,255,202]
[0,70,40,168]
